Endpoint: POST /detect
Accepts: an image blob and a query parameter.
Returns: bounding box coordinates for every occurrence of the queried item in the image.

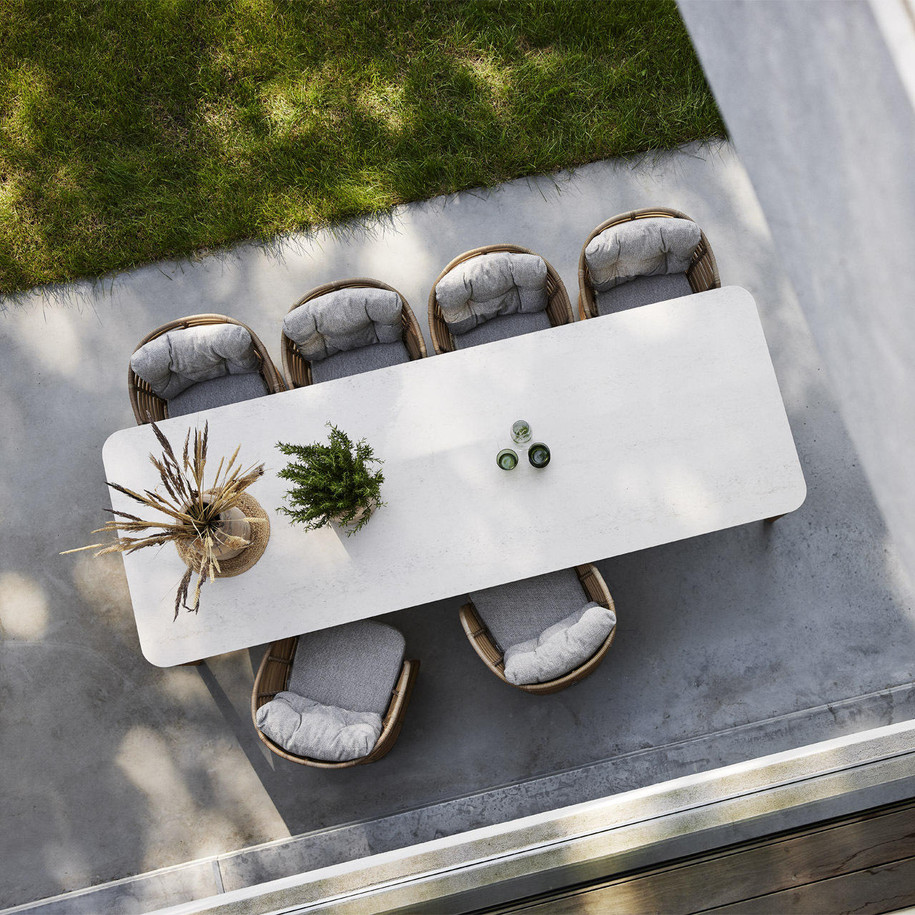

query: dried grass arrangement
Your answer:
[65,421,265,618]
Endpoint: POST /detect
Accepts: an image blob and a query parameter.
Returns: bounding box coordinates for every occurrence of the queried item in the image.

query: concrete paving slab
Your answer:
[214,681,915,893]
[1,141,914,909]
[0,861,219,915]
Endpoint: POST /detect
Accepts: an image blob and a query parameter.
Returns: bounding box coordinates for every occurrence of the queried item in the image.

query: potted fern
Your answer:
[276,424,384,535]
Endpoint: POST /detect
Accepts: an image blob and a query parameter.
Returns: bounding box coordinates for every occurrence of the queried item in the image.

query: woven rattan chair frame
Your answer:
[427,244,574,355]
[128,314,286,425]
[281,278,427,389]
[577,207,721,321]
[251,636,419,768]
[459,564,616,695]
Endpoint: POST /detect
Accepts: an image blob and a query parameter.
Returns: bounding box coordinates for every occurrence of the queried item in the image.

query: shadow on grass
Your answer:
[0,0,723,294]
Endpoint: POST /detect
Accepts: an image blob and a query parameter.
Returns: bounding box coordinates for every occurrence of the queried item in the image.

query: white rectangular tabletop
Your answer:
[104,286,806,666]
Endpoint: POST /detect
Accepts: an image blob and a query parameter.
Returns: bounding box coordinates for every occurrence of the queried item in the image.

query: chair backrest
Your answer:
[428,244,574,354]
[283,286,403,361]
[131,323,259,400]
[281,279,426,389]
[584,217,701,291]
[578,208,720,320]
[434,251,548,334]
[128,314,284,424]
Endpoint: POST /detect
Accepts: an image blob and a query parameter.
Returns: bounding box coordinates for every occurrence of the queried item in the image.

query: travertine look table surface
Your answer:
[103,286,806,666]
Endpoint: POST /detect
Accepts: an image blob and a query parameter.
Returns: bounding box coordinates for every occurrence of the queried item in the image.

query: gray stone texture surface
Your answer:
[2,141,915,911]
[679,0,915,639]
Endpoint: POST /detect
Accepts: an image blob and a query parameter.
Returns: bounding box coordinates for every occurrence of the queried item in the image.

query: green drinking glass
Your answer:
[497,448,519,471]
[528,442,551,468]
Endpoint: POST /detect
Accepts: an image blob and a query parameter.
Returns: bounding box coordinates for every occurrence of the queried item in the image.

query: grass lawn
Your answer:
[0,0,722,295]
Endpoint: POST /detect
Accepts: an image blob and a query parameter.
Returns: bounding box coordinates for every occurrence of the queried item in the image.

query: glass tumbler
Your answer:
[511,420,532,445]
[528,442,551,468]
[497,448,519,471]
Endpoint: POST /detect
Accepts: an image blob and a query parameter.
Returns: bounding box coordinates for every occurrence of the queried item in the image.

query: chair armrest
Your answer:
[250,636,298,722]
[459,602,508,680]
[367,659,420,763]
[576,563,615,612]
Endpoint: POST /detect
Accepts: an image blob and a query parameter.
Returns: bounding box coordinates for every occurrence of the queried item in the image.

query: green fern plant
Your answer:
[276,424,384,535]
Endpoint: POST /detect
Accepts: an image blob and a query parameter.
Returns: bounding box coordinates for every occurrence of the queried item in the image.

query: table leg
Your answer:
[764,513,786,524]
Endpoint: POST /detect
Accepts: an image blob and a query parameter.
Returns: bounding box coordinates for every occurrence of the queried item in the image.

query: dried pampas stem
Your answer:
[64,421,265,618]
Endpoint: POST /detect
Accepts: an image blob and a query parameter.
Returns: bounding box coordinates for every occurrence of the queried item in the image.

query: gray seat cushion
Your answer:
[256,692,382,762]
[453,310,551,349]
[131,323,260,399]
[585,217,701,291]
[311,340,411,383]
[470,568,586,651]
[596,272,693,316]
[287,620,406,717]
[167,371,269,416]
[436,252,548,335]
[283,287,403,362]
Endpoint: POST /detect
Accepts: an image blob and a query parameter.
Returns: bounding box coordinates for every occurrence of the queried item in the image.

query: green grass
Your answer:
[0,0,723,294]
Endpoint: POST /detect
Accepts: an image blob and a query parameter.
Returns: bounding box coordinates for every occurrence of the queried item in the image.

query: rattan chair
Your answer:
[251,635,419,768]
[459,564,616,695]
[578,207,720,321]
[281,278,426,388]
[428,244,574,355]
[128,314,285,424]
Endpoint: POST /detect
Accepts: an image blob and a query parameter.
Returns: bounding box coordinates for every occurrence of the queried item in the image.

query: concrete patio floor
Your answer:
[2,141,914,912]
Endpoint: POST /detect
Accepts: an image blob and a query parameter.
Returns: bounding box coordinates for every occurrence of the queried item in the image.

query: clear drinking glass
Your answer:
[497,448,519,471]
[511,420,532,445]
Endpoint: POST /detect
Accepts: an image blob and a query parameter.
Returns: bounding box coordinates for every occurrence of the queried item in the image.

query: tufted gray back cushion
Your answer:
[283,287,402,362]
[502,602,616,685]
[435,252,548,335]
[130,324,260,400]
[585,217,701,292]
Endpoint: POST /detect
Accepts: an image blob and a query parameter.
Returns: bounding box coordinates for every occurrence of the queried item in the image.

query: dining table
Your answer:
[103,285,806,666]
